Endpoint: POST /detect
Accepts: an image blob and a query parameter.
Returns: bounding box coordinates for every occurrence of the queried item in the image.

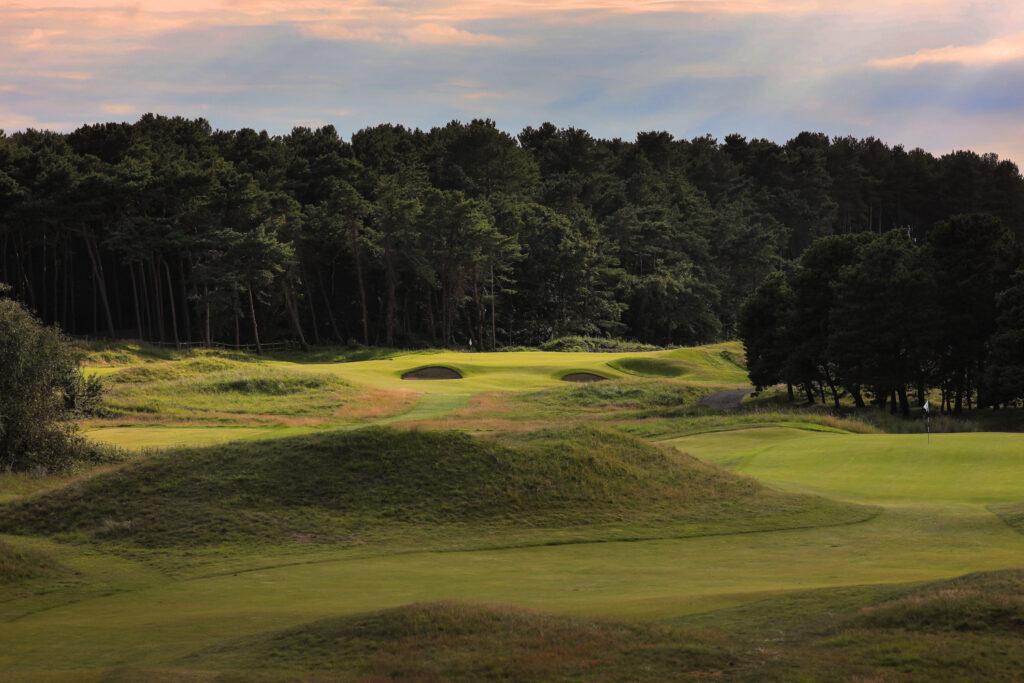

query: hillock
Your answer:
[177,600,732,680]
[0,426,873,550]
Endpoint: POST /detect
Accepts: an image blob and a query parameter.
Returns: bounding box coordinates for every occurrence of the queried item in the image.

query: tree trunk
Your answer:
[897,385,910,417]
[247,285,263,354]
[178,259,192,343]
[162,258,180,347]
[804,384,815,404]
[129,262,144,339]
[384,243,397,347]
[149,257,165,342]
[316,267,343,342]
[490,265,497,351]
[427,290,437,347]
[851,386,865,408]
[139,261,153,340]
[305,279,322,346]
[83,237,117,337]
[350,221,370,346]
[280,278,311,351]
[204,284,211,347]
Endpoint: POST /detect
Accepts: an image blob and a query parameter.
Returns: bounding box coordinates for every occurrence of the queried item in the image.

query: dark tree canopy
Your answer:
[739,217,1024,415]
[2,115,1023,354]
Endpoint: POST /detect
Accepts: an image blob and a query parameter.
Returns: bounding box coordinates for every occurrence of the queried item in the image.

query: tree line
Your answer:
[1,114,1023,350]
[739,214,1024,414]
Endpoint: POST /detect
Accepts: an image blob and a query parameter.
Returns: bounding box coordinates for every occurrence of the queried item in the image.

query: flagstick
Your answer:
[923,400,931,445]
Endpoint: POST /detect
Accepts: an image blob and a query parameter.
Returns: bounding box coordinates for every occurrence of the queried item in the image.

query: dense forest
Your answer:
[1,115,1023,355]
[740,215,1024,414]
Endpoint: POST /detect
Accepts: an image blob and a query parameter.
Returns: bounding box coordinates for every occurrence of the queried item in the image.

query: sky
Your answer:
[2,1,1023,163]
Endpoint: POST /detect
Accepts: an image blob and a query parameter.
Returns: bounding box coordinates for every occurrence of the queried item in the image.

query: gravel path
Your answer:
[697,388,752,410]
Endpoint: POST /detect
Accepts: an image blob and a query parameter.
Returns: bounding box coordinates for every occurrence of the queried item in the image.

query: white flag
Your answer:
[923,400,930,413]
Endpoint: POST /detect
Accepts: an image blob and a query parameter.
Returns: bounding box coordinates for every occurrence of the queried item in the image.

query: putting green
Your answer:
[669,428,1024,503]
[274,344,746,395]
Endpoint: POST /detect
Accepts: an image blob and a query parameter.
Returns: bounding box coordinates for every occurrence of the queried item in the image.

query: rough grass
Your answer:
[524,379,711,410]
[0,538,62,584]
[177,600,733,681]
[608,356,692,378]
[666,569,1024,681]
[992,501,1024,536]
[0,426,873,552]
[852,569,1024,633]
[165,570,1024,681]
[101,367,353,421]
[538,336,659,352]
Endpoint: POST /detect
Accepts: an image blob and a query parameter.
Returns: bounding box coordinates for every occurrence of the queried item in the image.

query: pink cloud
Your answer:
[399,23,510,45]
[100,103,136,114]
[869,31,1024,69]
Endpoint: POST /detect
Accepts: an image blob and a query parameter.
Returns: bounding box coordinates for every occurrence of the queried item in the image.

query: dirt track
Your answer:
[697,388,751,410]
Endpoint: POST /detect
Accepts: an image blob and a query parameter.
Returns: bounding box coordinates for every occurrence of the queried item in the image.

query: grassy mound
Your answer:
[526,379,710,409]
[852,569,1024,634]
[0,538,62,584]
[178,600,731,680]
[102,367,351,420]
[0,426,873,550]
[609,356,692,378]
[104,357,253,384]
[993,501,1024,535]
[671,569,1024,681]
[175,572,1024,681]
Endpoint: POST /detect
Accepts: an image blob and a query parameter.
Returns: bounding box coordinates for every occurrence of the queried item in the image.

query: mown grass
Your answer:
[0,426,872,554]
[159,569,1024,682]
[3,340,1021,680]
[671,428,1024,504]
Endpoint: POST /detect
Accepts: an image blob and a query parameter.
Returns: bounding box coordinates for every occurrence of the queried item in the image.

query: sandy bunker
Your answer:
[401,366,463,380]
[561,372,608,383]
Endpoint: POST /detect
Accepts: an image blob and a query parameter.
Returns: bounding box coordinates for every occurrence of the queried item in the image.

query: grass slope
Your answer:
[0,538,61,585]
[167,569,1024,681]
[177,601,731,681]
[0,426,871,552]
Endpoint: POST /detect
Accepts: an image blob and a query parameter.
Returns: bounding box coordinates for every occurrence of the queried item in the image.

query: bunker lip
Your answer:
[401,366,463,380]
[561,372,608,383]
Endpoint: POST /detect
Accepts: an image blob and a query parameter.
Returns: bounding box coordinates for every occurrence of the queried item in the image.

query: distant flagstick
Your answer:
[923,400,931,444]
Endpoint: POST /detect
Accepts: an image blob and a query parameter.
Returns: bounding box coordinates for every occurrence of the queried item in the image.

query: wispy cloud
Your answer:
[870,31,1024,69]
[1,0,1024,166]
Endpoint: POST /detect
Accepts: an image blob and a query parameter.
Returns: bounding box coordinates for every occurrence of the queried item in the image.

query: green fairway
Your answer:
[85,425,289,449]
[0,498,1021,673]
[3,342,1024,679]
[80,342,747,450]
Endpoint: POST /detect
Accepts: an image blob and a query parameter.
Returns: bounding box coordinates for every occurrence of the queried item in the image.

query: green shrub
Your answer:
[538,336,659,352]
[0,293,107,472]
